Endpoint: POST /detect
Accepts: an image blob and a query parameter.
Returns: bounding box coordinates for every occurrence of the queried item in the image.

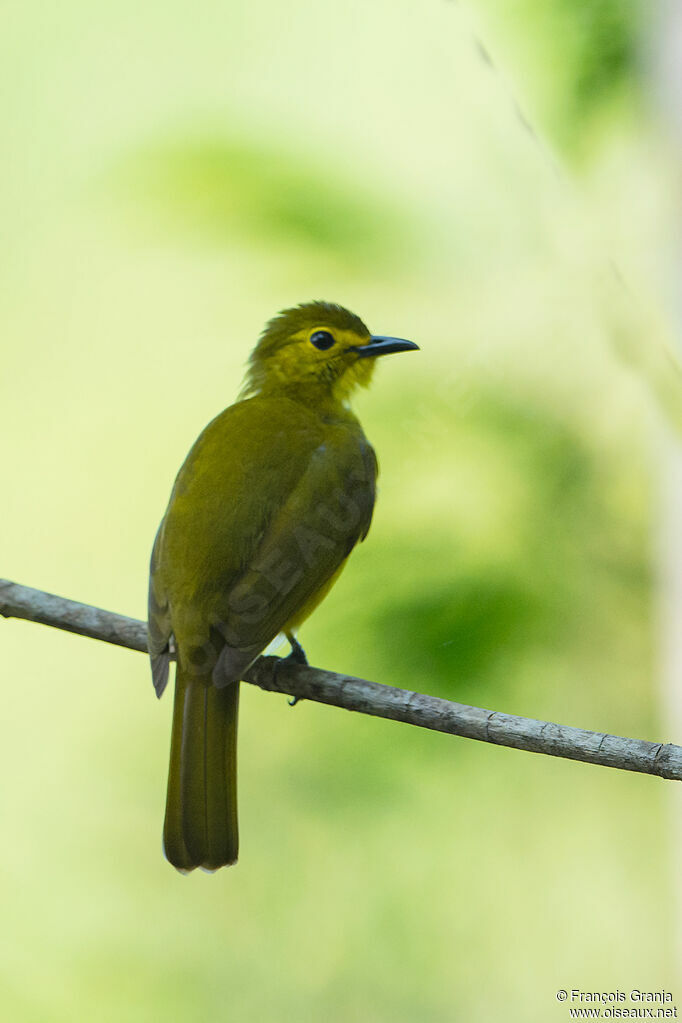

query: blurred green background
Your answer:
[2,0,681,1019]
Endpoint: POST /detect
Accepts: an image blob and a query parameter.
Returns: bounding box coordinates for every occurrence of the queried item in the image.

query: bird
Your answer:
[148,301,418,871]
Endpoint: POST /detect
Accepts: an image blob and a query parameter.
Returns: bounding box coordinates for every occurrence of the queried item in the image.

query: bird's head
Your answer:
[241,301,418,401]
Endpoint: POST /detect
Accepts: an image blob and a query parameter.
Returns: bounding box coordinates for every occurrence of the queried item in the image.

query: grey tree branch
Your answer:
[1,577,680,781]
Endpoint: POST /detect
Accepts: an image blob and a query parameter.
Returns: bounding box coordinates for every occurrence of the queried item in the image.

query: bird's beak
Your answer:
[352,336,420,357]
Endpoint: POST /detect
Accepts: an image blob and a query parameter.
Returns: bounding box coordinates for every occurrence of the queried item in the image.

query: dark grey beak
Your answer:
[352,336,420,357]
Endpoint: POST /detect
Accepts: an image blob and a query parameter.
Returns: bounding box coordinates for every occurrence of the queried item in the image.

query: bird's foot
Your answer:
[278,633,308,706]
[286,634,308,666]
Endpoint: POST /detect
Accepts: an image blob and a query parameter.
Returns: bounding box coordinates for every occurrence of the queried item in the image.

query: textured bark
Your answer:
[1,577,680,782]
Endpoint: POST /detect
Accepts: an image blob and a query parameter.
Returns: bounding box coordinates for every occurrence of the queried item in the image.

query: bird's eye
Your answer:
[310,330,335,351]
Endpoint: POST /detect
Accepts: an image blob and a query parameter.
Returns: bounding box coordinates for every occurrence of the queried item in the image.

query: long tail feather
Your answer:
[163,667,239,871]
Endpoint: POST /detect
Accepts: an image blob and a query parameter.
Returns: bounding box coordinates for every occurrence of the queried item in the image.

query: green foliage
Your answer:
[476,0,644,152]
[569,0,640,111]
[118,136,409,269]
[381,571,543,691]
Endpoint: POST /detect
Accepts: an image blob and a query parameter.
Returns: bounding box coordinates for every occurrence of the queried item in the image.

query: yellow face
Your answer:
[260,322,376,397]
[242,302,418,400]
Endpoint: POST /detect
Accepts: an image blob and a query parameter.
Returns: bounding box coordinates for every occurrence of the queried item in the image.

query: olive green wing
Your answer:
[213,432,377,683]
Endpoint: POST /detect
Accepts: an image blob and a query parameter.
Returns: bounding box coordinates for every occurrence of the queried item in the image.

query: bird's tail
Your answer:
[163,666,239,871]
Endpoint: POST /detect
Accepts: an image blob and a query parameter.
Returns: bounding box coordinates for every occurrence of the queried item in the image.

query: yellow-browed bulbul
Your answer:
[148,301,418,871]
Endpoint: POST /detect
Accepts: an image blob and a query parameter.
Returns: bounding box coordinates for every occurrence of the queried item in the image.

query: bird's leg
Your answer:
[285,632,308,666]
[277,632,308,706]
